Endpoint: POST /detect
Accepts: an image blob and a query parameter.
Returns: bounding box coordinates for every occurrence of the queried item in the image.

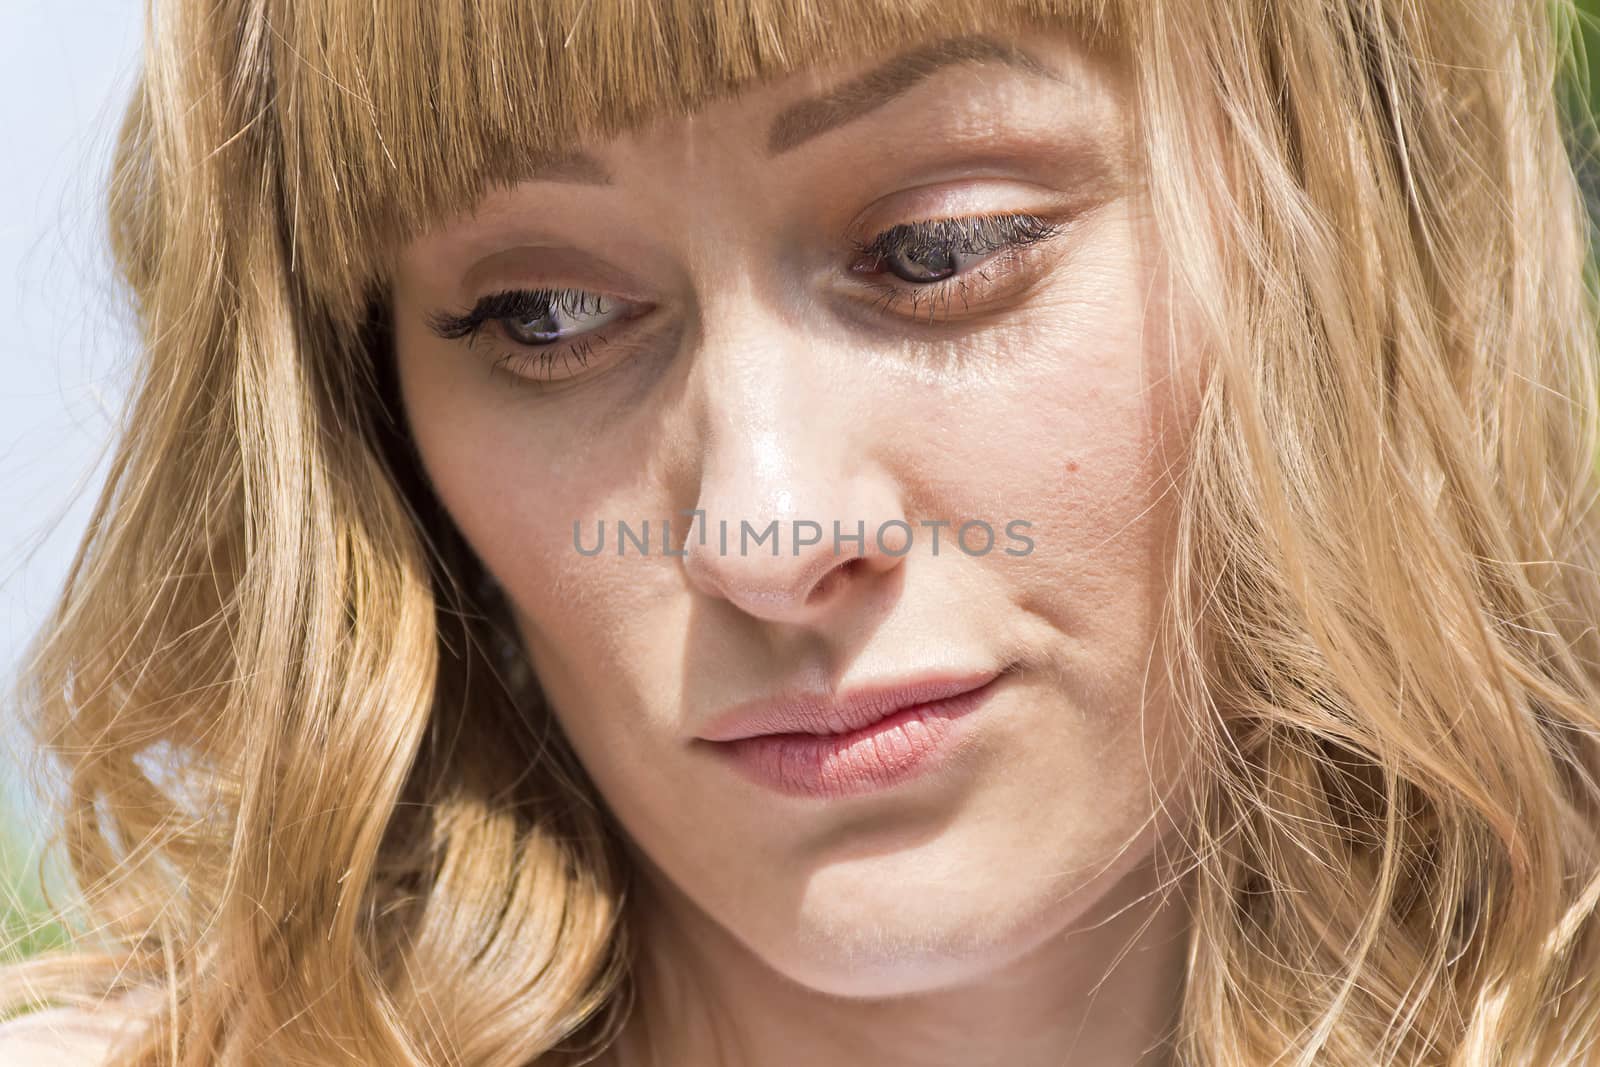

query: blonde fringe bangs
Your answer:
[243,0,1116,321]
[7,0,1600,1064]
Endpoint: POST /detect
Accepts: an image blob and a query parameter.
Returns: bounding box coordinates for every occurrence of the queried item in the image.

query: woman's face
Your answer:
[392,27,1202,999]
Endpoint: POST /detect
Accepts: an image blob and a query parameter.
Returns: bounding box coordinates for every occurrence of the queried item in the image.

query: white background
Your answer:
[1,2,144,843]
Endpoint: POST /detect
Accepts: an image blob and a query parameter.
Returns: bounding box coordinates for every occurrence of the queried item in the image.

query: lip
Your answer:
[696,670,1003,742]
[696,669,1005,799]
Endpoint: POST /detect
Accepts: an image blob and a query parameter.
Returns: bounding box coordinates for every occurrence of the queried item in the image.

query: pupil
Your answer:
[889,246,957,282]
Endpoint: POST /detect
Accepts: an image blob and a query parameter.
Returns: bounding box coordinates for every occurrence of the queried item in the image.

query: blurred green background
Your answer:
[0,821,66,963]
[4,2,1600,966]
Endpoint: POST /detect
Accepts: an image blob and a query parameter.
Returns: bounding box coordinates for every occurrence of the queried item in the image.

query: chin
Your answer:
[742,846,1108,999]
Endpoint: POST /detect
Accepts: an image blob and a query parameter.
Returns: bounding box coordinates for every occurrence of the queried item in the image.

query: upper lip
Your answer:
[696,669,1002,742]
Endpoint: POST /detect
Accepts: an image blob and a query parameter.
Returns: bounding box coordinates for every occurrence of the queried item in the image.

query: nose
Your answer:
[678,320,907,626]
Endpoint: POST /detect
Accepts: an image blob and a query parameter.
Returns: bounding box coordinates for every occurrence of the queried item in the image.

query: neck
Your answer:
[598,852,1192,1067]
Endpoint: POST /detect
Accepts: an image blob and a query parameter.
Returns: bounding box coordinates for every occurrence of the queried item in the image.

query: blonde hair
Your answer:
[6,0,1600,1063]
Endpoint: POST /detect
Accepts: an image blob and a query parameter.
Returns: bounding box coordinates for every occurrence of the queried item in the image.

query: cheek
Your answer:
[392,327,709,797]
[391,324,662,669]
[1004,240,1197,802]
[934,213,1197,647]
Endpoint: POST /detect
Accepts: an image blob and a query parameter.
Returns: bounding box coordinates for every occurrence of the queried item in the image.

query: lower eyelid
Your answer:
[484,309,664,387]
[845,242,1058,318]
[489,333,616,386]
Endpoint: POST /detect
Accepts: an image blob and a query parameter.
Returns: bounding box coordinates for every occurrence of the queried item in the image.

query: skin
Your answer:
[392,24,1205,1067]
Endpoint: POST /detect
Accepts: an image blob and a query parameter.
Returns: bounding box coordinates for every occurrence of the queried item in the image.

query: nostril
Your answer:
[808,556,864,604]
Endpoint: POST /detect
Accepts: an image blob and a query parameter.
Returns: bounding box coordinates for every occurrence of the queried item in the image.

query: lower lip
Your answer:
[706,679,1001,800]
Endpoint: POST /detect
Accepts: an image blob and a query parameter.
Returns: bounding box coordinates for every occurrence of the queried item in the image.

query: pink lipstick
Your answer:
[696,671,1003,799]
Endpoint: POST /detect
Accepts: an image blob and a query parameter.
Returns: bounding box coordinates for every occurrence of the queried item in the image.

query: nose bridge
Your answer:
[701,315,837,514]
[679,304,905,623]
[693,308,852,541]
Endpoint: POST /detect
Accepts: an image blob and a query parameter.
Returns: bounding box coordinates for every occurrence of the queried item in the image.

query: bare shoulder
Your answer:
[0,1002,150,1066]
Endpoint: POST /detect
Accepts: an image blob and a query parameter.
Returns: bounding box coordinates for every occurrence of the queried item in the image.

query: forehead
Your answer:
[485,33,1128,192]
[265,0,1119,317]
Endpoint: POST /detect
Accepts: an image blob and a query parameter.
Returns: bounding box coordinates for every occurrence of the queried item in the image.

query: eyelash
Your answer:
[424,212,1066,385]
[845,213,1063,324]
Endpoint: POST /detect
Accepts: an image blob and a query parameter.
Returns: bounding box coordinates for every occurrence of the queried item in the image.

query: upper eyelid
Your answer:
[849,213,1066,271]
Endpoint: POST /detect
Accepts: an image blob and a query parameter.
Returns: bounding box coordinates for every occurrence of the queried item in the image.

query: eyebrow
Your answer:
[510,35,1064,186]
[765,36,1065,155]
